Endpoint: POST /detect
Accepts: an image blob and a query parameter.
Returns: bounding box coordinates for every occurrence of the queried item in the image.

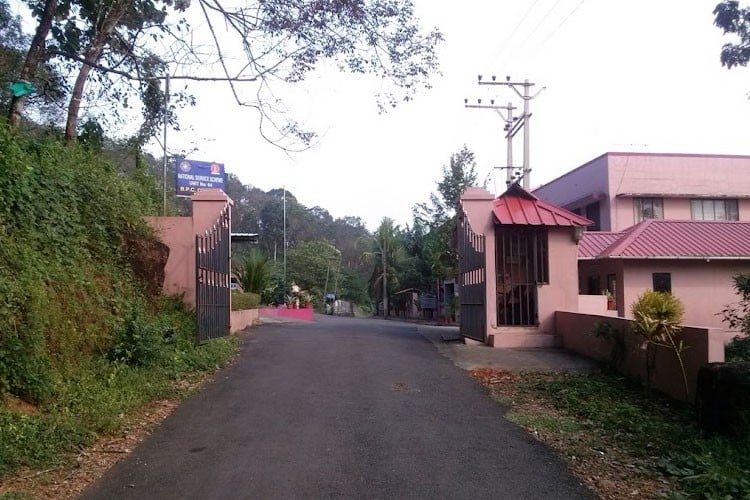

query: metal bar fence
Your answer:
[196,206,231,342]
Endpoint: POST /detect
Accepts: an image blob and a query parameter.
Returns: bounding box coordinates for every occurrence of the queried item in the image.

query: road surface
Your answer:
[81,315,593,499]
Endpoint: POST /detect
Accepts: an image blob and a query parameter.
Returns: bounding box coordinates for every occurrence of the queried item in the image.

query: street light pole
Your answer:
[162,74,169,215]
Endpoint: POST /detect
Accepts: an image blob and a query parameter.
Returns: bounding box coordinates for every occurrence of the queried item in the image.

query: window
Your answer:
[634,198,663,223]
[652,273,672,293]
[585,201,601,231]
[691,199,739,221]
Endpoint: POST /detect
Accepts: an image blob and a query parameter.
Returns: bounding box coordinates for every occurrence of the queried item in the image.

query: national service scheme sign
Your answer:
[175,159,225,197]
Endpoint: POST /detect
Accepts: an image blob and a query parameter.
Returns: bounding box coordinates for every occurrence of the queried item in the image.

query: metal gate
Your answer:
[196,206,231,342]
[458,213,486,342]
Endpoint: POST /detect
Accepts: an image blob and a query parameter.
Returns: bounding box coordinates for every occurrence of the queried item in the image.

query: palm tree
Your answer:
[360,217,403,318]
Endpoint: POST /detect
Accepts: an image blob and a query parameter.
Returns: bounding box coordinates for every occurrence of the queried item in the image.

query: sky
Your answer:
[18,0,750,231]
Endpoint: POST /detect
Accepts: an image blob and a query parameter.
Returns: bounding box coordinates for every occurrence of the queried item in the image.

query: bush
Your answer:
[631,290,688,397]
[231,291,261,310]
[108,308,164,367]
[726,335,750,362]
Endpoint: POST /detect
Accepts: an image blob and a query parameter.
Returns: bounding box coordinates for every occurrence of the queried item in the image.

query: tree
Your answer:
[410,146,479,285]
[286,239,341,302]
[714,1,750,68]
[360,217,404,318]
[11,0,442,147]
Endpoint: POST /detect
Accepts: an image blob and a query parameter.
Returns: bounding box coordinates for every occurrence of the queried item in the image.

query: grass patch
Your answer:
[0,307,238,479]
[499,372,750,499]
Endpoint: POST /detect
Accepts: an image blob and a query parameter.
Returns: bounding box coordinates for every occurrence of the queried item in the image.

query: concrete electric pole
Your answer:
[475,75,545,190]
[464,98,522,188]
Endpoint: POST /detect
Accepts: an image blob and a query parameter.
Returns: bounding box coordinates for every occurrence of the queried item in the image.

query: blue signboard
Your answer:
[175,159,225,197]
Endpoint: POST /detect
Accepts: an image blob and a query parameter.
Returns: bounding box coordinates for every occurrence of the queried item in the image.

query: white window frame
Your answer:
[690,199,739,221]
[634,198,664,223]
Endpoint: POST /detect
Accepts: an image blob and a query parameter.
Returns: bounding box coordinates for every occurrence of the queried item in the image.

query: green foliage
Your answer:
[233,250,270,295]
[359,217,406,316]
[287,239,341,301]
[407,146,480,290]
[515,372,750,499]
[108,308,164,367]
[0,124,159,403]
[232,292,261,311]
[726,335,750,362]
[721,273,750,335]
[714,1,750,69]
[631,290,689,397]
[0,298,236,478]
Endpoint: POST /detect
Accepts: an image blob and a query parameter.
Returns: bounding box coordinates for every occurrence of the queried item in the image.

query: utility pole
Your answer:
[283,186,287,288]
[476,75,545,190]
[464,98,522,187]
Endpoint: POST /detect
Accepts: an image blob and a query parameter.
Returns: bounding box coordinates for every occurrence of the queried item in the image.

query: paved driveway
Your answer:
[82,316,594,500]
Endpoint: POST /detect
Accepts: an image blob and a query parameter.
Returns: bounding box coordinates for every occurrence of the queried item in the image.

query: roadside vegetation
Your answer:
[0,125,238,489]
[475,369,750,499]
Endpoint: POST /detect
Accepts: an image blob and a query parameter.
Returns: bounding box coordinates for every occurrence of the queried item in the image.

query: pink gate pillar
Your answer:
[146,189,233,307]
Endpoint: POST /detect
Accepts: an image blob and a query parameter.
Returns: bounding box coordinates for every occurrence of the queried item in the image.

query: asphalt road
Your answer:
[81,316,594,500]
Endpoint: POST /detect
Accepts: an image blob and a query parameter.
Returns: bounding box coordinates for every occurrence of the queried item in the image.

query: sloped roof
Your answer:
[579,220,750,259]
[493,183,593,227]
[578,232,622,258]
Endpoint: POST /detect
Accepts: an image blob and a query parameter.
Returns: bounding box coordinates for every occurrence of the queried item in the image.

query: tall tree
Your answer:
[12,0,442,147]
[360,217,403,318]
[411,146,478,284]
[714,1,750,68]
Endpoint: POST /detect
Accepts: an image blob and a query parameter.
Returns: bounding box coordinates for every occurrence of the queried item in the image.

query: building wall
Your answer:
[580,258,750,330]
[535,228,581,334]
[607,153,750,198]
[535,153,750,231]
[556,311,725,402]
[619,260,750,331]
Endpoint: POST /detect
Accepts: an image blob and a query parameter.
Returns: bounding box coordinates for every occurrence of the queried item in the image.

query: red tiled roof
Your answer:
[578,232,622,258]
[579,220,750,259]
[493,183,593,227]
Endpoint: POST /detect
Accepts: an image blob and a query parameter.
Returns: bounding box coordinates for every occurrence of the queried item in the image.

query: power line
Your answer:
[488,0,543,68]
[516,0,565,49]
[527,0,587,59]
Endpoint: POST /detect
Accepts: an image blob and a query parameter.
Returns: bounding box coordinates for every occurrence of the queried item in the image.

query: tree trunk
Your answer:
[8,0,57,126]
[64,2,127,143]
[382,251,388,319]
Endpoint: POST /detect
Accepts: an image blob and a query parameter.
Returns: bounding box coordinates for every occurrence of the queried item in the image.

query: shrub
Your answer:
[726,335,750,362]
[108,308,163,367]
[631,290,689,397]
[231,291,261,310]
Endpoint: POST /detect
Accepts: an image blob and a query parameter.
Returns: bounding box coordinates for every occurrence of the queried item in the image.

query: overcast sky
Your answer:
[23,0,750,231]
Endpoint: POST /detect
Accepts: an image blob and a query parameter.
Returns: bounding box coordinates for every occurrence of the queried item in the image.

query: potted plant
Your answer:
[284,294,295,309]
[301,291,313,309]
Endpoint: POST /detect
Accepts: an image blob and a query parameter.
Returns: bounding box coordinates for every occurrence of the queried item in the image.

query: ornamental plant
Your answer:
[630,290,689,398]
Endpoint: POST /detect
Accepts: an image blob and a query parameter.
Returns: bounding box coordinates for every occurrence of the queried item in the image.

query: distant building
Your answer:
[532,152,750,232]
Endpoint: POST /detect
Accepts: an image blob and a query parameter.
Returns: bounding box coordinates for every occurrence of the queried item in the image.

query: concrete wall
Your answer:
[231,309,259,332]
[556,311,725,402]
[146,189,233,307]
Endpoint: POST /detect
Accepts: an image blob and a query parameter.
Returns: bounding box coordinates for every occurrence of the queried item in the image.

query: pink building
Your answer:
[531,152,750,231]
[458,184,592,348]
[530,152,750,332]
[578,220,750,331]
